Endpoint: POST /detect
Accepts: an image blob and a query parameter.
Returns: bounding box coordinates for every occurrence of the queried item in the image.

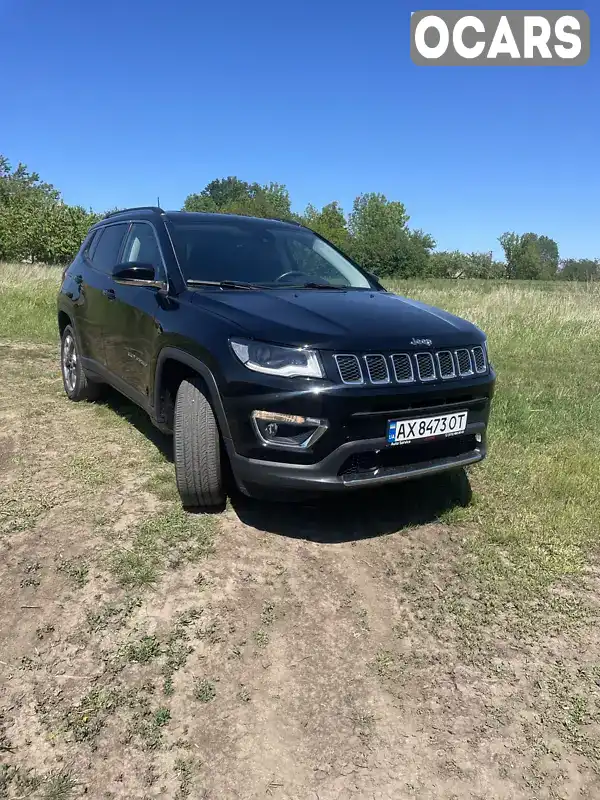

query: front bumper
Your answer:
[222,369,495,494]
[227,431,486,492]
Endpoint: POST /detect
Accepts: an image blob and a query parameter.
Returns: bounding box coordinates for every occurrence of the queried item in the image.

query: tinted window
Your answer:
[122,223,164,277]
[85,230,101,261]
[90,224,128,273]
[169,220,372,289]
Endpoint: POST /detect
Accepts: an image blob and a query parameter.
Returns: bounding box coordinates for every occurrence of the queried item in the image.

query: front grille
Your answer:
[364,354,389,384]
[334,354,363,384]
[333,346,487,385]
[391,353,414,383]
[455,349,473,376]
[415,352,435,381]
[436,350,455,379]
[472,345,486,373]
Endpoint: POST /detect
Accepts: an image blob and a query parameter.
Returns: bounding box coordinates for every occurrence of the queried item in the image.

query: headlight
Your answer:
[230,339,324,379]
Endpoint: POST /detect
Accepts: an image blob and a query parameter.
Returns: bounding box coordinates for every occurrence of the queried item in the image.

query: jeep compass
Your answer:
[57,207,495,509]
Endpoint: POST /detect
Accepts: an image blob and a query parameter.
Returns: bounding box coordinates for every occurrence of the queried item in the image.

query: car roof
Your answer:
[93,207,303,231]
[165,210,301,228]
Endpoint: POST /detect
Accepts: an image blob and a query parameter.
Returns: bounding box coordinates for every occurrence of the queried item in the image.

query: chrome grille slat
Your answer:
[471,345,487,373]
[334,354,364,384]
[415,352,436,382]
[334,346,487,384]
[455,349,474,376]
[390,353,414,383]
[436,350,456,379]
[364,354,390,384]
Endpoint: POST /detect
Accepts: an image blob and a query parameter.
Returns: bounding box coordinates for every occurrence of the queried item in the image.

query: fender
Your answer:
[154,347,232,440]
[57,305,86,361]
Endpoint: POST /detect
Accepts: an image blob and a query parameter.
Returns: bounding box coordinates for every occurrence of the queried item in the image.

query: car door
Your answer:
[74,222,129,369]
[103,221,166,398]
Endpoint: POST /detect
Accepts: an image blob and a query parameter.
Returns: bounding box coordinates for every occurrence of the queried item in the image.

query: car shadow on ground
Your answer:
[97,388,174,462]
[230,470,472,543]
[97,388,472,543]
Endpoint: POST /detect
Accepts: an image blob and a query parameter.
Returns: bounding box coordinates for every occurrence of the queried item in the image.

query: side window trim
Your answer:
[120,220,167,282]
[85,229,102,263]
[87,222,130,275]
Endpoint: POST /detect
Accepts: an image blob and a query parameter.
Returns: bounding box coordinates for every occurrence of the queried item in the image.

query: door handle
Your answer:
[103,288,116,300]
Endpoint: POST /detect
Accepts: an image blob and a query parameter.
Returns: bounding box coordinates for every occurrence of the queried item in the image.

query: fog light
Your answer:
[475,434,482,443]
[251,410,328,449]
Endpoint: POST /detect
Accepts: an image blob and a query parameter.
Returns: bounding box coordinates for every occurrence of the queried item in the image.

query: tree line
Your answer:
[1,156,597,281]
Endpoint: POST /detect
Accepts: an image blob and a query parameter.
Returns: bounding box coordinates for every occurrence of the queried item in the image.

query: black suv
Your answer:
[57,206,495,509]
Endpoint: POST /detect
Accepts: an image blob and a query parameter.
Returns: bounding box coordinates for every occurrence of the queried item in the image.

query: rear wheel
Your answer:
[174,377,225,509]
[60,325,101,402]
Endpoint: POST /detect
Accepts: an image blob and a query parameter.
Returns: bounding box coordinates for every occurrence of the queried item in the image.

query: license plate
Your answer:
[387,411,468,446]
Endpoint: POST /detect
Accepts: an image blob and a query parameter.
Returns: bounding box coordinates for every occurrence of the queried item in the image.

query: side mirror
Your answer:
[112,262,165,289]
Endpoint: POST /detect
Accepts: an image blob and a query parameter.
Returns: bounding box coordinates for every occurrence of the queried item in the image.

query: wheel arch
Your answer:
[153,347,232,439]
[58,309,72,337]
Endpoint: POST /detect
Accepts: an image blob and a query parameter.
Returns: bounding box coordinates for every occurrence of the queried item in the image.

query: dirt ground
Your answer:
[1,342,600,799]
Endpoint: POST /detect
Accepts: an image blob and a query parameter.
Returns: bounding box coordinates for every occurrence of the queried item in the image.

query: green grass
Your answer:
[387,279,600,642]
[0,766,79,800]
[64,688,121,743]
[0,262,62,343]
[2,259,600,638]
[123,635,162,664]
[56,557,89,588]
[174,757,196,799]
[86,596,143,632]
[111,506,215,588]
[252,629,270,648]
[193,678,216,703]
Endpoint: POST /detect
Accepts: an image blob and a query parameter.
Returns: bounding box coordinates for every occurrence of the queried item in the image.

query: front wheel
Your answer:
[174,377,225,510]
[60,325,101,402]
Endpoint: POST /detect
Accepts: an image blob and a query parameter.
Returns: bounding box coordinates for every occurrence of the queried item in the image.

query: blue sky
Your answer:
[1,0,597,259]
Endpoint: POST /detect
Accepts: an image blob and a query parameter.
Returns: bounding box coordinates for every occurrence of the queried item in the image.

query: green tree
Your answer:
[522,233,559,279]
[199,176,251,208]
[0,155,59,206]
[499,231,559,280]
[230,182,292,220]
[499,232,541,280]
[302,201,350,252]
[182,194,218,212]
[348,193,407,276]
[466,251,506,279]
[347,193,434,277]
[183,177,293,220]
[394,228,436,277]
[0,154,99,263]
[428,250,465,278]
[559,258,599,281]
[429,250,505,279]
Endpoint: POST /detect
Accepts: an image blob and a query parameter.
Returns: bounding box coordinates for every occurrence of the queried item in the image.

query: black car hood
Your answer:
[189,288,484,350]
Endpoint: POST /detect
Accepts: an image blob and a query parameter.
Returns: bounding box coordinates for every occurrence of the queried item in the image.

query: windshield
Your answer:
[169,218,374,289]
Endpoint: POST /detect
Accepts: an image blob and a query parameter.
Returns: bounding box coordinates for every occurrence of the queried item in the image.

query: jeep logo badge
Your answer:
[411,338,433,347]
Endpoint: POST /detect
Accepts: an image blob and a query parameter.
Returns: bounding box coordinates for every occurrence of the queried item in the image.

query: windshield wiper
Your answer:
[186,279,261,291]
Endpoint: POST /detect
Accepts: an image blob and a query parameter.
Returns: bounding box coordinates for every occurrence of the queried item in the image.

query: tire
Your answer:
[448,467,473,508]
[60,325,101,402]
[174,377,225,509]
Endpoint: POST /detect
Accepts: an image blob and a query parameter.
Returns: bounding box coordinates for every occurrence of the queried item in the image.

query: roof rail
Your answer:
[267,216,303,226]
[103,205,165,219]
